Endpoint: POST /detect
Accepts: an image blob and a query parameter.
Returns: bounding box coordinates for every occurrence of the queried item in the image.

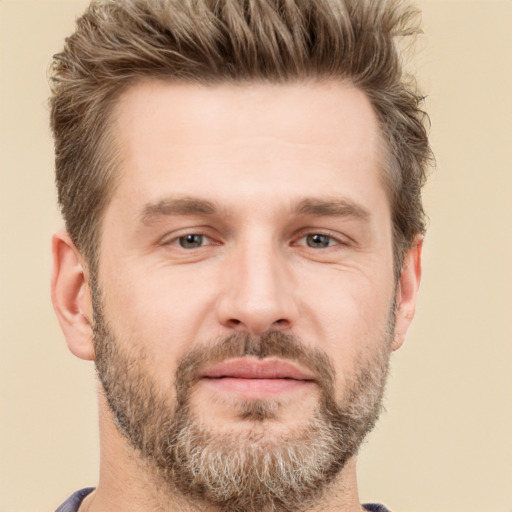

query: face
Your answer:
[89,80,409,510]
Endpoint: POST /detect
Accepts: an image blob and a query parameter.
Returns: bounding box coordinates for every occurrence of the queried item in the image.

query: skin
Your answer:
[51,80,422,511]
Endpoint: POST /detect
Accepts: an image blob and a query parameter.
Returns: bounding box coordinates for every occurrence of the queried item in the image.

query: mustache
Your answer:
[173,330,337,405]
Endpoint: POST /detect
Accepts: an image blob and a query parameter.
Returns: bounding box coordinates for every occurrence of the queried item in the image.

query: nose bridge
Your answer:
[216,232,297,334]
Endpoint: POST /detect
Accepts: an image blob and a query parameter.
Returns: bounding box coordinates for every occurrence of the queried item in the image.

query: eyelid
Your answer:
[292,229,351,247]
[159,229,219,247]
[157,227,351,248]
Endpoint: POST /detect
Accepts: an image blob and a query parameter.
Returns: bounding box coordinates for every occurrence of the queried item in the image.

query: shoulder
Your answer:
[363,504,391,512]
[55,488,95,512]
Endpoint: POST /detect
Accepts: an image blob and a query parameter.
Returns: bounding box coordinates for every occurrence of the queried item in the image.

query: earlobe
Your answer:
[392,237,423,351]
[51,231,95,361]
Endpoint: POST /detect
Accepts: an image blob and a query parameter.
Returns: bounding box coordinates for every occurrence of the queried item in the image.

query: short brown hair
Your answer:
[50,0,432,275]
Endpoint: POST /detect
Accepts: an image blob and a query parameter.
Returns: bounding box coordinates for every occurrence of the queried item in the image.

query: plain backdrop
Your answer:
[1,1,511,511]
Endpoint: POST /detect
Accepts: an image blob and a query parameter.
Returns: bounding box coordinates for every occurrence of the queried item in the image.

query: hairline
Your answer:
[87,76,405,279]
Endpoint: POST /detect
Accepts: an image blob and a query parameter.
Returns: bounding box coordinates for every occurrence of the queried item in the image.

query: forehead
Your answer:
[113,79,382,153]
[108,79,386,215]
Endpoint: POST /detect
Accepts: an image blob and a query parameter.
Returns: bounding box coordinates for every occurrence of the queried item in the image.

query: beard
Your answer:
[92,285,394,512]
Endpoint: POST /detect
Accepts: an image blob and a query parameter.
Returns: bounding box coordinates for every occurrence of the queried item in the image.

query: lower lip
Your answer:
[201,377,314,397]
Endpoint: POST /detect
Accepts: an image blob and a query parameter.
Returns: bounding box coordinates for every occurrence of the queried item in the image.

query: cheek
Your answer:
[99,259,233,376]
[97,260,220,371]
[296,266,394,382]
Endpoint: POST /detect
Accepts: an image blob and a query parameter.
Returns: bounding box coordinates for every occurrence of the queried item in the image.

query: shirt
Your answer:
[56,488,391,512]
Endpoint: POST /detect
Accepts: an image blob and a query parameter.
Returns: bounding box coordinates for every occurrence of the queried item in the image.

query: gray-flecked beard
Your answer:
[92,286,394,512]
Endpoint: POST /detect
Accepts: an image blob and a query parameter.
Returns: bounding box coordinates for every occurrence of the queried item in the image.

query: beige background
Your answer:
[1,1,511,511]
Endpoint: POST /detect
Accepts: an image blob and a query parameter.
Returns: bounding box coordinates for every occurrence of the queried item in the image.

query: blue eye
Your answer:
[178,234,206,249]
[305,234,336,248]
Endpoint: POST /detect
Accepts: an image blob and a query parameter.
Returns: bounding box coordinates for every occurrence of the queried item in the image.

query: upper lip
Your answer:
[199,358,316,381]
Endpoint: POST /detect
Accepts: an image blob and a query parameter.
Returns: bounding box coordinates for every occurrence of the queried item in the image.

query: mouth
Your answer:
[198,358,317,397]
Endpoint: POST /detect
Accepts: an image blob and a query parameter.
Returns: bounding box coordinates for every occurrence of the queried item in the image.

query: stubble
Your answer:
[92,284,393,512]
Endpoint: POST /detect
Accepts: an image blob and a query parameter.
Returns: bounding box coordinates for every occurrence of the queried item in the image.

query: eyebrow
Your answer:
[140,195,371,225]
[293,198,371,221]
[140,197,218,225]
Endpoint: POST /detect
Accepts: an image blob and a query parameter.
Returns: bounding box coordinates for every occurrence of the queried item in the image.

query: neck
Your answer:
[85,395,365,512]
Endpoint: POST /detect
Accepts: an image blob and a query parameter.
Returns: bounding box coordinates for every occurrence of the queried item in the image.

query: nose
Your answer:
[215,240,299,335]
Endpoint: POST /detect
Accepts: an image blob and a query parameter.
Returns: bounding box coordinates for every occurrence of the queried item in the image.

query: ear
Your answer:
[51,231,95,360]
[392,237,423,351]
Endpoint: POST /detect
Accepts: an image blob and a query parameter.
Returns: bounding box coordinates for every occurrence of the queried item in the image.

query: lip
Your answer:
[198,358,317,397]
[199,358,316,381]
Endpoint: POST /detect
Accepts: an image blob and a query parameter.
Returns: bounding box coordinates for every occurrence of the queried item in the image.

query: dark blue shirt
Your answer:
[56,488,391,511]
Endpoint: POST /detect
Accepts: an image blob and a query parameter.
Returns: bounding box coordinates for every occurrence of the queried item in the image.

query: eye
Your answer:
[177,234,211,249]
[300,233,339,249]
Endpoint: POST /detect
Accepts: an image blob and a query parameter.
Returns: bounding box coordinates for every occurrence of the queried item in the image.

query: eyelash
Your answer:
[163,232,217,249]
[295,232,345,249]
[162,230,347,250]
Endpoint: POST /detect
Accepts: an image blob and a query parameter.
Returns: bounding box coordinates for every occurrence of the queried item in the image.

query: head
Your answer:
[50,0,431,278]
[50,1,430,510]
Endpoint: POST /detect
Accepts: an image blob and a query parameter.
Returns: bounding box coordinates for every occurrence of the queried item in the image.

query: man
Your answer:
[50,0,431,511]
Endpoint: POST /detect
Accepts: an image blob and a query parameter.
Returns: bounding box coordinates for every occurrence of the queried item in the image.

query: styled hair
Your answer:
[50,0,432,275]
